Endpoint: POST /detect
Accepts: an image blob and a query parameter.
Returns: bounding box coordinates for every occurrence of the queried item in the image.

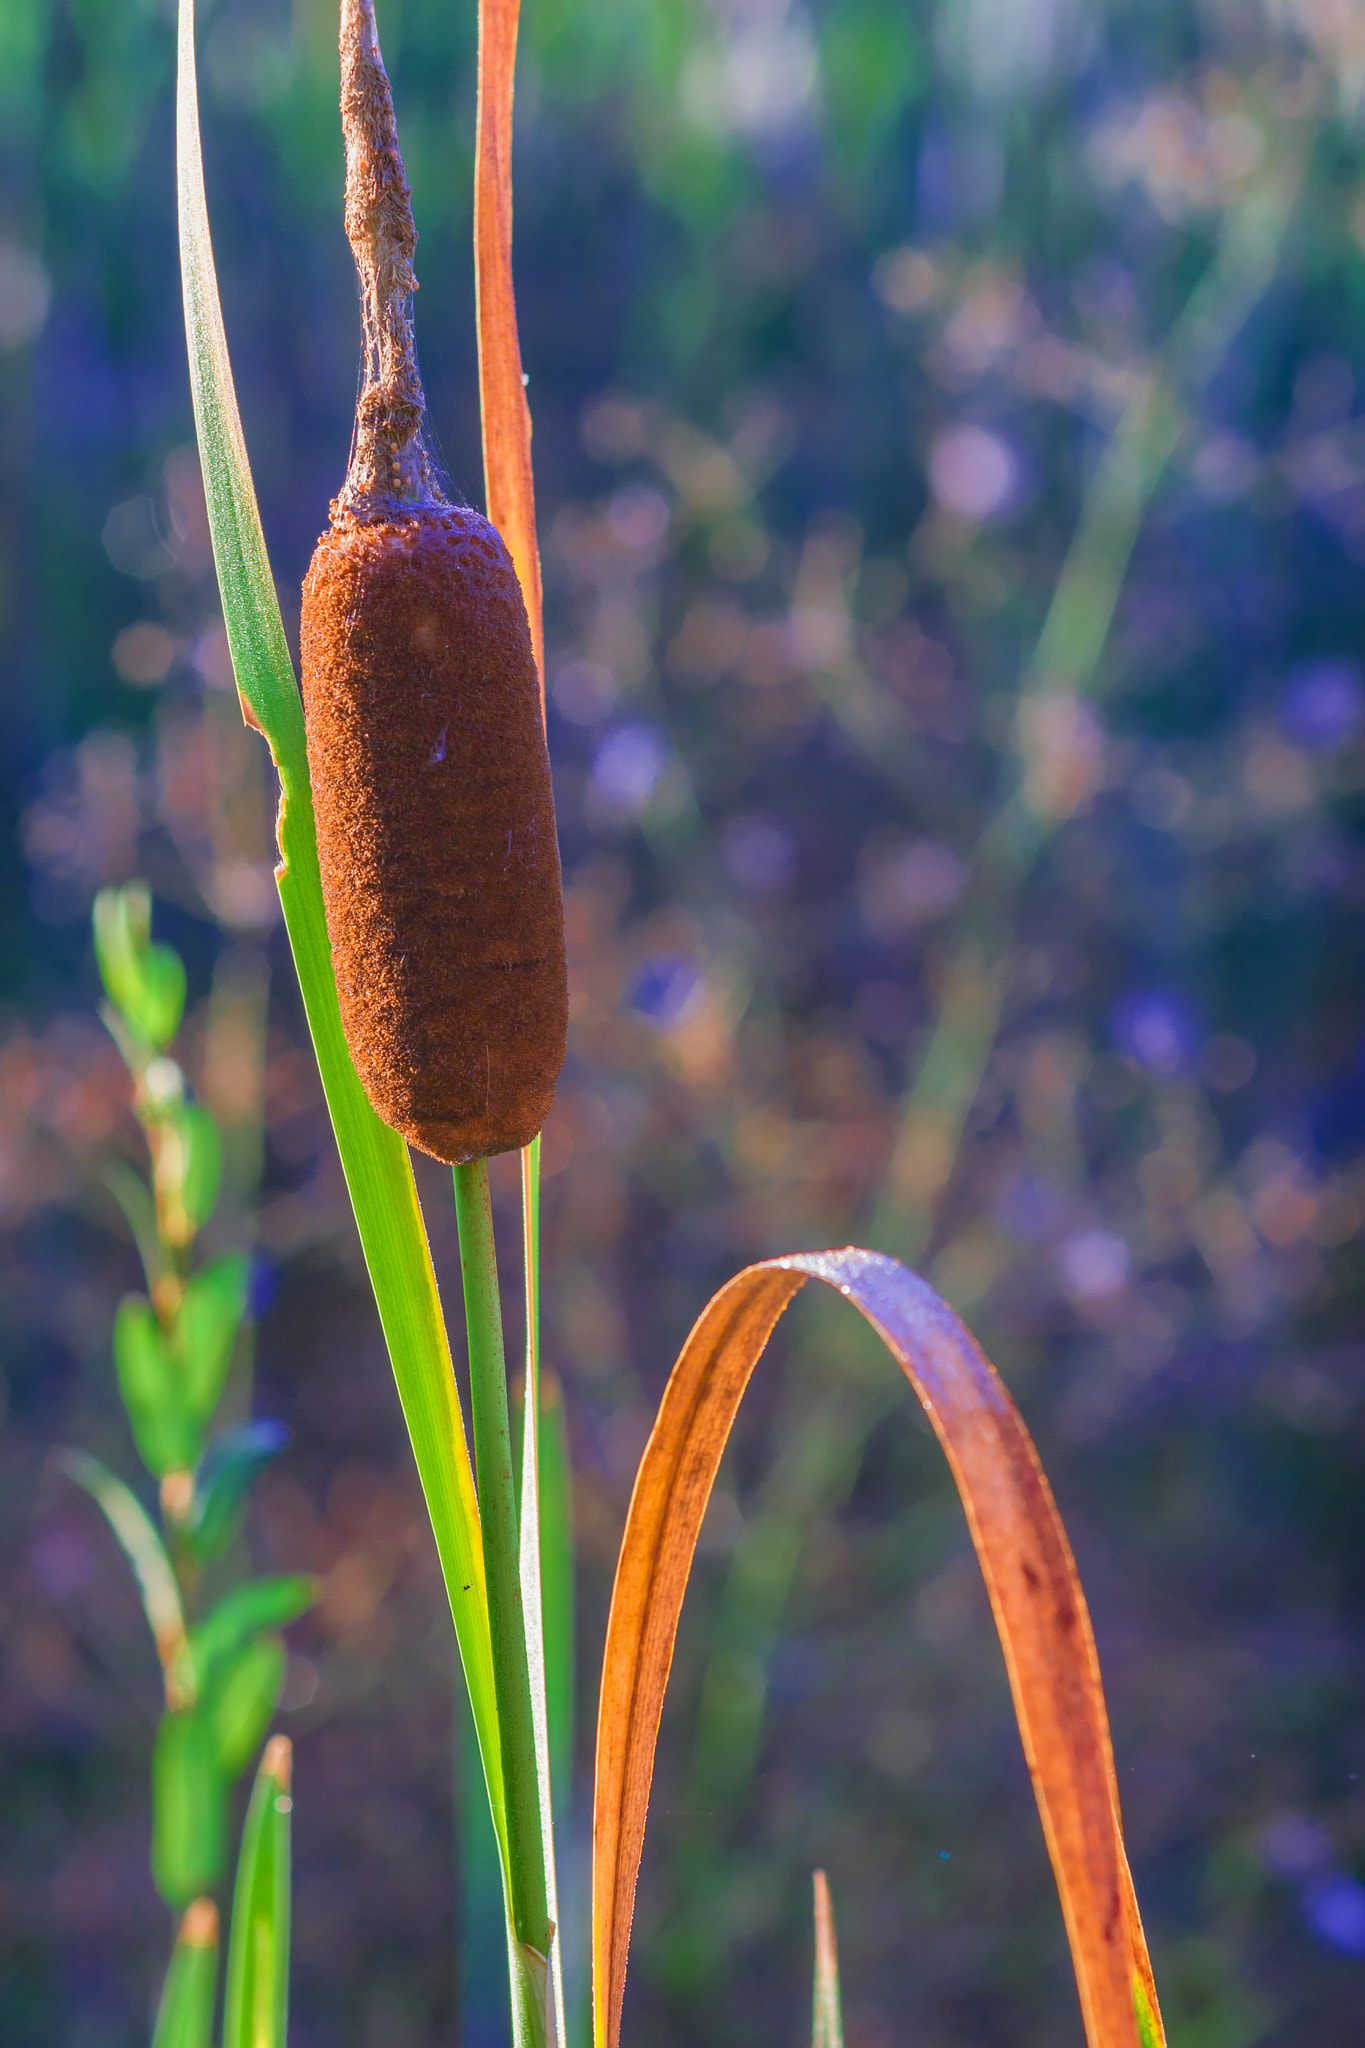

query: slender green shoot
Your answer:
[534,1367,575,1809]
[454,1156,551,2043]
[101,1156,174,1305]
[56,1449,186,1682]
[519,1135,567,2046]
[152,1899,220,2048]
[224,1736,293,2048]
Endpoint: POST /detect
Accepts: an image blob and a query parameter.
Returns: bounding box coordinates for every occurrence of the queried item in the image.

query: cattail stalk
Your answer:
[455,1155,552,1978]
[471,0,567,2040]
[299,0,567,1168]
[303,6,557,2036]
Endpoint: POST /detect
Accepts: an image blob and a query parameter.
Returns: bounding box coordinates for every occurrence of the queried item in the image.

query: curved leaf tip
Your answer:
[591,1245,1163,2048]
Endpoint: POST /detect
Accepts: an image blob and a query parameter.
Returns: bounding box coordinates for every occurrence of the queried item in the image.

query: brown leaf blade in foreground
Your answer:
[591,1247,1164,2048]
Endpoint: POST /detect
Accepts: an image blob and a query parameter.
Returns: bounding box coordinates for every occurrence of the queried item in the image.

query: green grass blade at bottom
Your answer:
[223,1737,291,2048]
[152,1901,219,2048]
[537,1375,575,1813]
[173,0,506,1863]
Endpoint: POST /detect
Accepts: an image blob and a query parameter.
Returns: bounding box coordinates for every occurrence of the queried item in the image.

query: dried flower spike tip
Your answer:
[333,0,435,521]
[300,0,566,1164]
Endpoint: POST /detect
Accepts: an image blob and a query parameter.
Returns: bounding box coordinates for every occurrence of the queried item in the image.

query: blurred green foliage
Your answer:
[60,886,308,2030]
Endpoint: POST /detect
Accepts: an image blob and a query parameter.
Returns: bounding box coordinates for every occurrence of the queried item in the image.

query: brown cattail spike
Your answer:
[301,0,566,1164]
[335,0,439,520]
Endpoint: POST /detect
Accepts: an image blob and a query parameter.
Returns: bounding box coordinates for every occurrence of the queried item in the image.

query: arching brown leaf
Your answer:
[591,1247,1163,2048]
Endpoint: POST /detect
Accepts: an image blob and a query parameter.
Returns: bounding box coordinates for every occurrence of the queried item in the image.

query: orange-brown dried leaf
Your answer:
[591,1247,1163,2048]
[812,1869,844,2048]
[474,0,543,691]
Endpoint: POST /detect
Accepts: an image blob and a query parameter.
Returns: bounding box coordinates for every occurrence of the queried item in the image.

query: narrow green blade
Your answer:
[152,1709,228,1905]
[459,1664,512,2044]
[56,1449,185,1678]
[456,1157,550,2048]
[537,1365,575,1815]
[518,1135,566,2046]
[223,1736,292,2048]
[173,0,504,1859]
[100,1156,170,1304]
[152,1899,220,2048]
[812,1871,844,2048]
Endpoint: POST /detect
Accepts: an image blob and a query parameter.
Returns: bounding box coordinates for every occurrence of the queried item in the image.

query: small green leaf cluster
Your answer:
[153,1573,313,1904]
[114,1261,247,1481]
[73,885,314,1958]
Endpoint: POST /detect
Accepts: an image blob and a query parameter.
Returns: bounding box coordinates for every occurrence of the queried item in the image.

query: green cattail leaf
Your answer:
[456,1154,552,2001]
[176,0,503,1871]
[458,1666,511,2043]
[512,1138,565,2047]
[152,1899,220,2048]
[93,884,187,1052]
[173,1250,249,1424]
[113,1296,199,1476]
[224,1737,292,2048]
[537,1368,575,1822]
[205,1631,287,1781]
[185,1575,315,1702]
[153,1710,228,1905]
[537,1370,575,2048]
[516,1148,574,2048]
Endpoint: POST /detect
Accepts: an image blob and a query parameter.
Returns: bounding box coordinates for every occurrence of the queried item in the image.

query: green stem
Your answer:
[453,1159,551,2022]
[519,1136,568,2048]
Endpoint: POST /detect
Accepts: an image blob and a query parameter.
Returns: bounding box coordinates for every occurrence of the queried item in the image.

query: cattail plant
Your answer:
[300,0,565,1168]
[175,0,1168,2045]
[64,883,309,2048]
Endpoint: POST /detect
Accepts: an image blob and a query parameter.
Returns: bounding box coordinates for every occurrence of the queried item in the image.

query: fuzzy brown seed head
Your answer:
[301,507,567,1163]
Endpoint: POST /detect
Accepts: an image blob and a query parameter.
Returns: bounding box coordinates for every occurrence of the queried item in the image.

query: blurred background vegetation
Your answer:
[4,0,1365,2042]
